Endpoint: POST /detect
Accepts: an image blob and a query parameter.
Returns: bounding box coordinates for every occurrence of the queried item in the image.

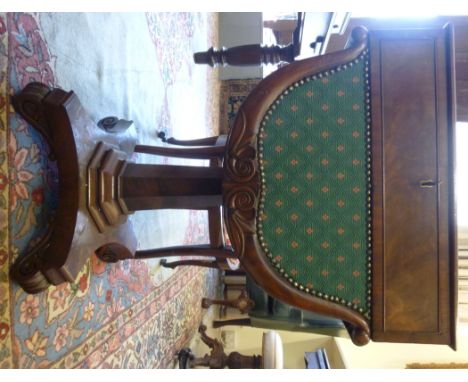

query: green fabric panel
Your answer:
[259,56,370,318]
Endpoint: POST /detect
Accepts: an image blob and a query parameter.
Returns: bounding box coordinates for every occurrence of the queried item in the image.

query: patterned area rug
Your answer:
[0,12,220,368]
[220,78,261,134]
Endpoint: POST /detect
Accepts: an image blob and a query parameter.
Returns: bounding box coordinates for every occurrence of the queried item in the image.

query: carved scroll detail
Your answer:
[10,82,54,149]
[223,110,260,259]
[226,185,256,212]
[95,242,134,263]
[223,185,257,259]
[224,110,257,183]
[9,223,54,294]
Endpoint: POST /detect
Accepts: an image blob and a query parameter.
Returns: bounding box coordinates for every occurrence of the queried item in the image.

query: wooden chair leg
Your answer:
[190,324,226,368]
[177,348,195,369]
[134,144,225,159]
[135,245,234,260]
[202,289,254,314]
[190,325,261,369]
[157,131,220,146]
[160,258,221,269]
[212,318,252,328]
[95,242,234,263]
[208,206,224,248]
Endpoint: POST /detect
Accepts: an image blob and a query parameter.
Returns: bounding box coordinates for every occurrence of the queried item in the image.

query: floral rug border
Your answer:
[0,12,12,367]
[50,266,204,368]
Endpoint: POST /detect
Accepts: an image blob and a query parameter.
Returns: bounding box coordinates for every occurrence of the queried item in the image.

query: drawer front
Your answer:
[370,27,457,347]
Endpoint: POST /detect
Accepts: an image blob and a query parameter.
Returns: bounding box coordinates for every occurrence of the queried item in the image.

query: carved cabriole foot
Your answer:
[9,224,55,294]
[190,325,262,369]
[193,324,227,368]
[176,348,195,369]
[202,289,254,314]
[227,352,262,369]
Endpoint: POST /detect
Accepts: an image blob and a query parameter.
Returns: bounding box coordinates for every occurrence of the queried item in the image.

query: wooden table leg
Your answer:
[202,289,254,314]
[189,325,262,369]
[194,44,295,67]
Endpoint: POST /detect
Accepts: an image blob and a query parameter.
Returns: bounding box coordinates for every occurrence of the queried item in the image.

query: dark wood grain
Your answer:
[194,44,296,67]
[119,163,223,211]
[212,318,252,328]
[10,84,81,293]
[326,15,468,123]
[134,144,225,159]
[369,26,457,348]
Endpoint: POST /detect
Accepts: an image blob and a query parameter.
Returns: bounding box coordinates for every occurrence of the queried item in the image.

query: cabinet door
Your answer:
[370,26,457,348]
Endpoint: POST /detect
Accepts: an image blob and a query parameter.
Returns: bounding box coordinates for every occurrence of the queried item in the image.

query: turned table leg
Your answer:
[194,44,295,67]
[202,289,254,314]
[188,325,261,369]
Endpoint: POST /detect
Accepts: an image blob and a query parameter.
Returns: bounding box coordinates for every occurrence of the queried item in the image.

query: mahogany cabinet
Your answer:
[369,27,457,348]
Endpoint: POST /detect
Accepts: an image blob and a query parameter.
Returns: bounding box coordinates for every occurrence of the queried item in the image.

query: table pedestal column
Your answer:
[87,143,224,233]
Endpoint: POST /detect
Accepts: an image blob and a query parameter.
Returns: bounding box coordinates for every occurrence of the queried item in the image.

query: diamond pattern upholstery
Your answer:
[257,53,371,318]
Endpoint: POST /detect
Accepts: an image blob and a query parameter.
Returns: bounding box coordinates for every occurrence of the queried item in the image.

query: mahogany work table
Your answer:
[11,25,458,350]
